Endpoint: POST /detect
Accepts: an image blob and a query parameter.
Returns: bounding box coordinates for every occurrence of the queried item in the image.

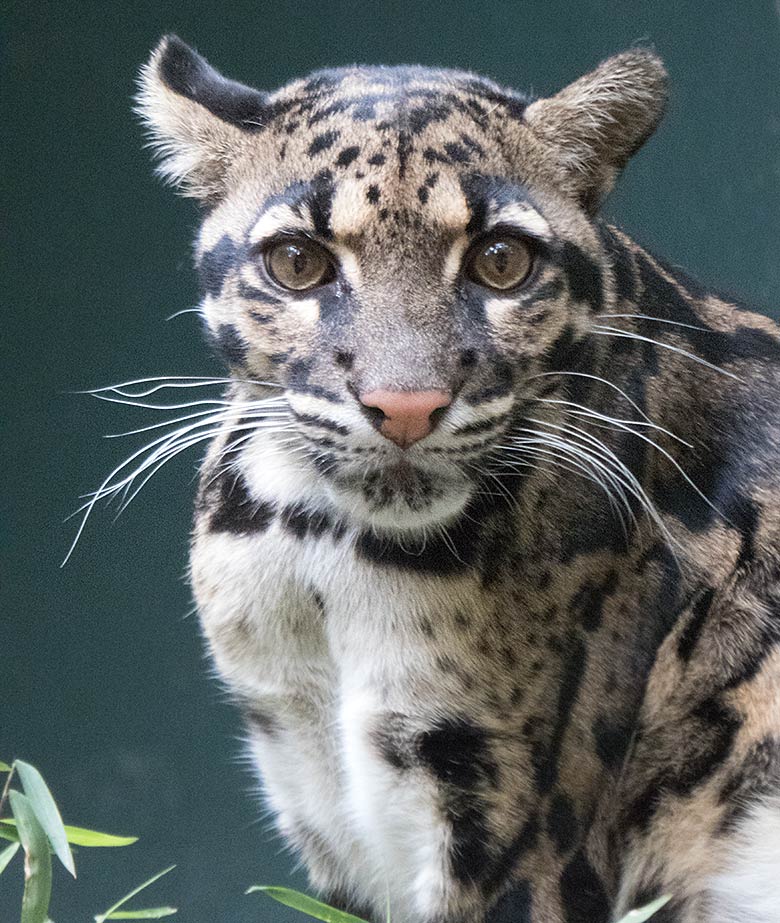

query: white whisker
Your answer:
[592,325,740,380]
[596,313,713,333]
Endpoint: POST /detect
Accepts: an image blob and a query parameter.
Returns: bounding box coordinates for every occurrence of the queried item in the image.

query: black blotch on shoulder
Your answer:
[486,879,532,923]
[484,813,539,897]
[211,324,248,366]
[592,714,631,771]
[569,571,618,632]
[559,850,610,923]
[560,241,604,312]
[198,234,237,296]
[447,793,493,883]
[546,792,579,855]
[416,717,497,789]
[158,35,273,131]
[532,637,587,794]
[717,736,780,834]
[307,129,340,157]
[624,698,741,833]
[335,145,360,168]
[676,587,715,662]
[209,473,275,535]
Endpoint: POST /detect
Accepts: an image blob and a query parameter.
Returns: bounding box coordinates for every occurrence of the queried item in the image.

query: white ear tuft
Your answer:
[135,35,269,201]
[525,50,668,211]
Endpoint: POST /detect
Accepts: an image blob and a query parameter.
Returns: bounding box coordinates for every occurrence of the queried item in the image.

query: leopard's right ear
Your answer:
[136,35,270,201]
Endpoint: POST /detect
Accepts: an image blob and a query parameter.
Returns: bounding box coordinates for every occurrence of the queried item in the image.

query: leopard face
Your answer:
[138,37,667,532]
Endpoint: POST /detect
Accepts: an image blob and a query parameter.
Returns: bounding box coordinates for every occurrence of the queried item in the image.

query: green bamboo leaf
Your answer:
[1,818,137,847]
[10,790,53,923]
[616,895,672,923]
[16,760,75,877]
[0,761,11,772]
[0,820,20,842]
[105,909,177,919]
[247,887,370,923]
[61,824,137,847]
[0,840,20,874]
[95,866,176,923]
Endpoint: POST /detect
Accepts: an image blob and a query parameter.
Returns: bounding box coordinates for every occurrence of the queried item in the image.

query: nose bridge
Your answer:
[352,293,456,394]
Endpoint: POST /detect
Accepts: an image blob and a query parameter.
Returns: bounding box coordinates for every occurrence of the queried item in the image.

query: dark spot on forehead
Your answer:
[308,129,340,157]
[396,130,413,178]
[368,152,386,166]
[407,102,452,135]
[366,184,381,204]
[335,145,360,167]
[307,170,335,239]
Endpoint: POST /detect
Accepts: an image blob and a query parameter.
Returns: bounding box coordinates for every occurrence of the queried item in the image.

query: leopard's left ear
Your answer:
[524,50,668,212]
[136,35,271,202]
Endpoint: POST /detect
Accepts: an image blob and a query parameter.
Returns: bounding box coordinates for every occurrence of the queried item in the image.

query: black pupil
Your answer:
[488,242,510,276]
[290,245,309,276]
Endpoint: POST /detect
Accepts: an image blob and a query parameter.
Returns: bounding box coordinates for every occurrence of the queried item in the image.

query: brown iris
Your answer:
[467,236,533,291]
[264,239,334,291]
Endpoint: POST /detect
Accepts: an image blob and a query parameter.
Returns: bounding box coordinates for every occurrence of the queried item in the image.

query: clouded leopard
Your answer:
[126,36,780,922]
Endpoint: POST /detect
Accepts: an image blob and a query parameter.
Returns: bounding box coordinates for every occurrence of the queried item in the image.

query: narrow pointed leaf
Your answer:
[0,840,20,874]
[616,895,672,923]
[16,760,75,877]
[105,909,177,919]
[95,866,176,923]
[61,824,137,847]
[0,761,11,772]
[1,818,137,847]
[0,820,20,842]
[247,887,370,923]
[10,790,53,923]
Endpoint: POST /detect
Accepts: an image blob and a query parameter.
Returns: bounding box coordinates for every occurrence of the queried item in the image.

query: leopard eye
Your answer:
[467,235,533,291]
[264,238,334,291]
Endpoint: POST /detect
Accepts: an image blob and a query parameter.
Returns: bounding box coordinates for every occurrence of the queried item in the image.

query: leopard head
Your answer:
[137,36,667,530]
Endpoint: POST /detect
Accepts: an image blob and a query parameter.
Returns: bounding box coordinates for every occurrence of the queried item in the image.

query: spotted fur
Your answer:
[136,36,780,922]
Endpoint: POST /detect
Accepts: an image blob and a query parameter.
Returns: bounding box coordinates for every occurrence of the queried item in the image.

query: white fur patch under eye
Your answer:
[484,295,522,327]
[708,797,780,922]
[292,296,321,326]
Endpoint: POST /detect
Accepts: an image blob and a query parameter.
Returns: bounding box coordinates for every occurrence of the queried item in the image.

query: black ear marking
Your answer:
[157,34,271,131]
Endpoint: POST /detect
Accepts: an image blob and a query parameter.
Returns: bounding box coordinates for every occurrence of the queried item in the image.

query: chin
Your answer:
[327,457,474,532]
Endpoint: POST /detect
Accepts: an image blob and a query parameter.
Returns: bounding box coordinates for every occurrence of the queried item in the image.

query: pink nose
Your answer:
[359,389,452,448]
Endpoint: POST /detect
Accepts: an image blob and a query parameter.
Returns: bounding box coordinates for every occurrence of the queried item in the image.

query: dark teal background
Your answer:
[3,2,779,920]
